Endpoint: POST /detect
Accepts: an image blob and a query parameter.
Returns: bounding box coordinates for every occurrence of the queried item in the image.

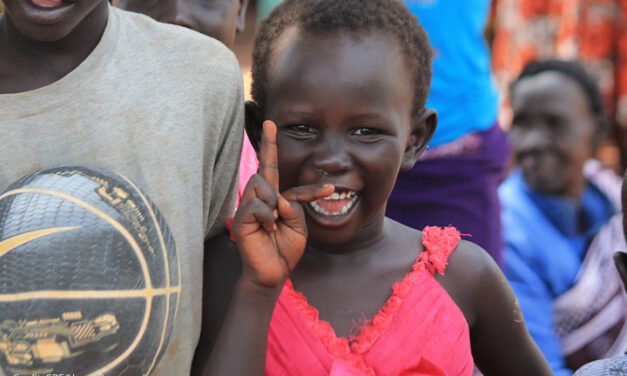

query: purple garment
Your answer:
[387,124,510,268]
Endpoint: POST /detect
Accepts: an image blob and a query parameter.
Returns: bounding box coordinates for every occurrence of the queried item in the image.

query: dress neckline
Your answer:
[282,226,462,374]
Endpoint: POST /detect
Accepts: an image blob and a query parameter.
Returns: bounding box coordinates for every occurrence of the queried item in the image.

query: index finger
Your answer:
[281,183,335,203]
[258,120,279,191]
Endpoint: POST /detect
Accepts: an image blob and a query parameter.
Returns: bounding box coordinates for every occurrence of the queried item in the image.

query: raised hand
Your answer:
[232,121,334,288]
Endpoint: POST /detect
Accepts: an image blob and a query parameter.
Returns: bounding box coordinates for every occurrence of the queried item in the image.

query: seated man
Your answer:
[500,59,627,375]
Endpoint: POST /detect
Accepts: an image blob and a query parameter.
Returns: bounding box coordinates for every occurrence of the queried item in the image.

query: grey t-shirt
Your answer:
[0,6,243,375]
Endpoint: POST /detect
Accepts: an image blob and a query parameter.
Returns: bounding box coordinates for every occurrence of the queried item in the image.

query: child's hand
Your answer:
[232,121,334,288]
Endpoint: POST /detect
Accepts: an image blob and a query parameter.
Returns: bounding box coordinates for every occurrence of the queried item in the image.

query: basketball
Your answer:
[0,166,180,376]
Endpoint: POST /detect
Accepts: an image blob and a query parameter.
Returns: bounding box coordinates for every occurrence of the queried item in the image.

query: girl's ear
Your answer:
[236,0,250,33]
[245,101,263,154]
[401,108,437,171]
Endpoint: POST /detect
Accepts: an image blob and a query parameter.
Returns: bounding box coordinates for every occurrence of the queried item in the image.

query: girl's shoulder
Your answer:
[387,221,498,328]
[430,234,503,328]
[389,221,499,329]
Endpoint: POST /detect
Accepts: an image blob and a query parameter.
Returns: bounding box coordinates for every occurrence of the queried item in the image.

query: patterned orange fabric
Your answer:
[492,0,627,127]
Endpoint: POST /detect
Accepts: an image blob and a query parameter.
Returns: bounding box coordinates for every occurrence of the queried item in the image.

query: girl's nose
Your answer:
[312,142,351,176]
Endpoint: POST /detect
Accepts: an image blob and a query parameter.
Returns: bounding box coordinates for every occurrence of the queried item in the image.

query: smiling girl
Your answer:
[197,1,552,375]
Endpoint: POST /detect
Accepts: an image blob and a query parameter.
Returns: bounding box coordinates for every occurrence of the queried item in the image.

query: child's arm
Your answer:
[192,231,242,375]
[196,121,333,376]
[445,240,553,376]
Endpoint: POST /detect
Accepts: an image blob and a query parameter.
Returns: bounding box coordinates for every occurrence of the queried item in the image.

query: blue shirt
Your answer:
[527,182,613,261]
[404,0,499,146]
[499,171,615,375]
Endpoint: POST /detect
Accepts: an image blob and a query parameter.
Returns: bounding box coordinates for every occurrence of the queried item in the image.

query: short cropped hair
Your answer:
[511,59,608,143]
[251,0,433,117]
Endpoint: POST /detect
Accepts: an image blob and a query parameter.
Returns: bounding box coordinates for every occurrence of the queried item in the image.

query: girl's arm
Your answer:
[445,241,553,376]
[192,231,279,376]
[194,122,333,376]
[197,245,284,376]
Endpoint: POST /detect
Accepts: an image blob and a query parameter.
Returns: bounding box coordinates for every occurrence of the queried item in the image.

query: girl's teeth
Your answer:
[324,192,340,200]
[322,191,354,201]
[310,193,358,216]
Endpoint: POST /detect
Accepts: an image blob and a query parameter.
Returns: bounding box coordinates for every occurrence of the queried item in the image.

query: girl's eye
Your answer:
[353,127,381,137]
[286,124,316,135]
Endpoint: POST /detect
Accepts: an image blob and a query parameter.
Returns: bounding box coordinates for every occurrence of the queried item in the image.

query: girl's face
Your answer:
[265,30,427,249]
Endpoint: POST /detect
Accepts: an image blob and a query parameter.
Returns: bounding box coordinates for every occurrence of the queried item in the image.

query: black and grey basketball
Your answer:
[0,166,180,376]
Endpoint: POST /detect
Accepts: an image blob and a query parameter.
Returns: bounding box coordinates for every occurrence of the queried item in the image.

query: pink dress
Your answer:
[265,226,474,376]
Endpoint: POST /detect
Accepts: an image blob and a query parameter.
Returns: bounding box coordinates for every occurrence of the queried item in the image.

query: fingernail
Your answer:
[273,209,279,219]
[279,195,289,207]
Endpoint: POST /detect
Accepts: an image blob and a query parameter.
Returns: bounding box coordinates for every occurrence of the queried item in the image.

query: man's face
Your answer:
[118,0,245,49]
[510,71,597,198]
[2,0,107,41]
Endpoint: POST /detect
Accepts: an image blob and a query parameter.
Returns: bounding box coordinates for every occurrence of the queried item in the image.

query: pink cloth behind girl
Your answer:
[237,133,259,207]
[265,227,474,376]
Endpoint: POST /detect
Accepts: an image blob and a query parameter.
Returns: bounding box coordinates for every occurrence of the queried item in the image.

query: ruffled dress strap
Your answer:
[419,226,462,276]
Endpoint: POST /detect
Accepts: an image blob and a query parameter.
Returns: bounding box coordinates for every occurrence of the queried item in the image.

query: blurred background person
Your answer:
[500,59,627,375]
[492,0,627,170]
[115,0,248,49]
[387,0,509,268]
